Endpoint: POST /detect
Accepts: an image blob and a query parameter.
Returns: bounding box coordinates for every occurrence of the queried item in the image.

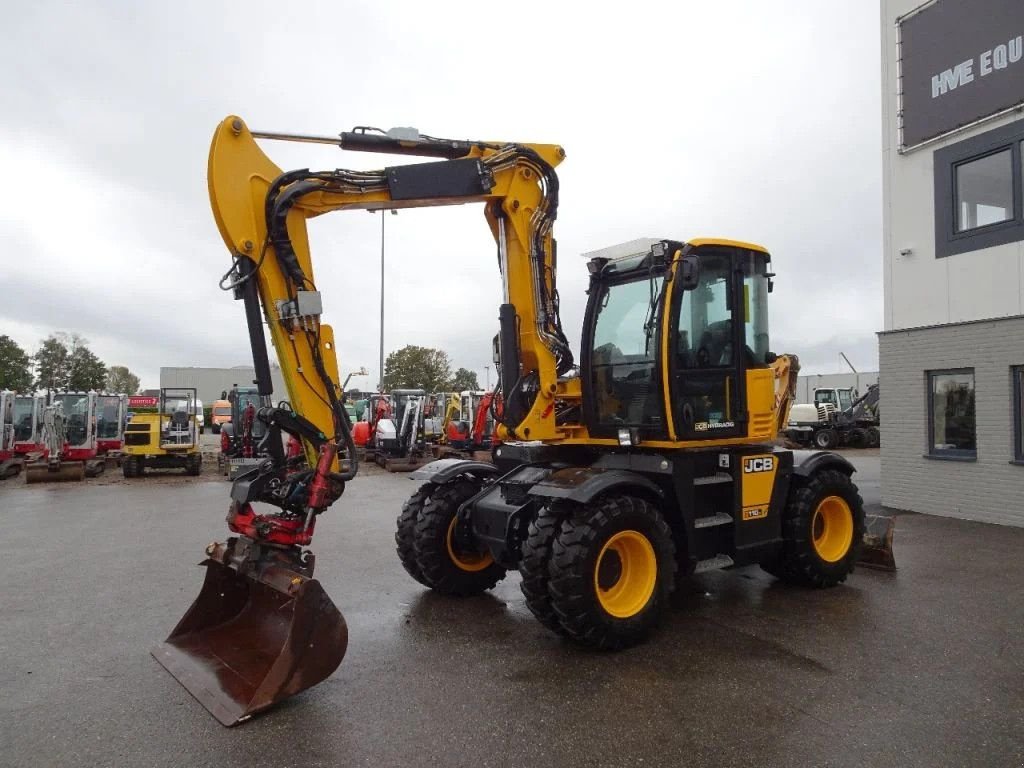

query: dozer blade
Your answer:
[859,514,896,572]
[24,461,85,484]
[152,557,348,726]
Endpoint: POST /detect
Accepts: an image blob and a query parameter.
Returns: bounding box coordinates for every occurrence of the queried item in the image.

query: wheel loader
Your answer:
[155,117,895,726]
[121,388,202,477]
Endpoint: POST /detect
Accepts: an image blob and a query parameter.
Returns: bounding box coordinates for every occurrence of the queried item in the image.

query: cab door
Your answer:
[667,248,746,440]
[582,269,670,441]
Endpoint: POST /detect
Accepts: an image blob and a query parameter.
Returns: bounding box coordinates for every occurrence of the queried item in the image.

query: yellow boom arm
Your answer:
[207,116,571,467]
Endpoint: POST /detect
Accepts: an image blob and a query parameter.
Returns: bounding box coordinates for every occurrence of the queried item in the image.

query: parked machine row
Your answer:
[0,390,128,482]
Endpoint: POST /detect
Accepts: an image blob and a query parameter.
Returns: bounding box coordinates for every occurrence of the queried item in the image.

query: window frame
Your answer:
[934,120,1024,259]
[1013,366,1024,464]
[926,368,977,460]
[580,269,670,442]
[953,147,1015,233]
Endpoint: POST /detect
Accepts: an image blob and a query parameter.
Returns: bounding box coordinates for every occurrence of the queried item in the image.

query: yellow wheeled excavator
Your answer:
[157,116,890,726]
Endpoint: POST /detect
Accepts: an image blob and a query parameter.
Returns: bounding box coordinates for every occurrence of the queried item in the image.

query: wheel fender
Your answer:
[528,467,663,505]
[789,449,856,479]
[408,458,499,485]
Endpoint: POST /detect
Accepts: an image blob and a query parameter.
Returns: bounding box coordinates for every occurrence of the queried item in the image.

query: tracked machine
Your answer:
[0,391,21,479]
[374,388,431,471]
[217,385,273,479]
[12,393,46,458]
[25,391,109,482]
[95,393,128,455]
[157,117,893,726]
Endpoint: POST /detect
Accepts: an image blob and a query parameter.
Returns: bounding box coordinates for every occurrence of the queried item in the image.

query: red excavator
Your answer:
[25,391,109,483]
[446,390,502,452]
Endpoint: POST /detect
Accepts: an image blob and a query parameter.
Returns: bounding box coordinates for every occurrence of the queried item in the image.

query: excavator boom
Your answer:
[156,116,574,725]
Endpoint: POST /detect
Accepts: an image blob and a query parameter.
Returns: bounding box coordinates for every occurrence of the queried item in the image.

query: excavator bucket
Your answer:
[24,460,85,484]
[858,514,896,572]
[152,557,348,726]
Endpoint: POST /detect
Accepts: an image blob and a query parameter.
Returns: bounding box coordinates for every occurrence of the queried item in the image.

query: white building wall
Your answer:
[881,0,1024,332]
[160,367,286,406]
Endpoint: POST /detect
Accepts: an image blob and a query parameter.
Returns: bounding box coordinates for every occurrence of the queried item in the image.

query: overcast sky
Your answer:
[1,1,882,391]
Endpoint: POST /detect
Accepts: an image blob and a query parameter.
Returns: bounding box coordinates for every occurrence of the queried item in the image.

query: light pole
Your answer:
[484,365,490,390]
[372,209,397,392]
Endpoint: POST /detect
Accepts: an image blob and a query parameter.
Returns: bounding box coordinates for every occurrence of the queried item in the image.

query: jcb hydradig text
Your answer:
[158,116,894,726]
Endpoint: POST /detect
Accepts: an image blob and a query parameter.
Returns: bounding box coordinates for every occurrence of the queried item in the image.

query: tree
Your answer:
[34,335,71,392]
[34,333,107,392]
[382,345,453,391]
[0,335,33,391]
[67,344,108,391]
[449,367,480,392]
[106,365,140,395]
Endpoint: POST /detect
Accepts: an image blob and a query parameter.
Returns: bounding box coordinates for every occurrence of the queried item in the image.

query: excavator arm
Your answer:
[208,116,572,476]
[155,117,575,725]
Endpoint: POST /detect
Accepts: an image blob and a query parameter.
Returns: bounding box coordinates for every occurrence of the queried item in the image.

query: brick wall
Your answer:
[879,316,1024,526]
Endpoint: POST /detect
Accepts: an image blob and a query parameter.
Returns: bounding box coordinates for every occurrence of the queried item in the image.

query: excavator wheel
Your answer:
[396,482,435,586]
[847,427,868,448]
[761,468,865,587]
[187,454,202,476]
[813,428,838,450]
[547,495,676,650]
[867,426,881,448]
[411,478,506,596]
[519,502,572,635]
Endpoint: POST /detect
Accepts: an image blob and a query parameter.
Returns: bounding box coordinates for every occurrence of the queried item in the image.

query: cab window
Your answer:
[590,274,665,428]
[675,254,733,368]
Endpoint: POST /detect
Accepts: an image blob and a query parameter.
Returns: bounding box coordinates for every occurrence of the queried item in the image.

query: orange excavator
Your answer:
[447,391,502,452]
[156,117,886,727]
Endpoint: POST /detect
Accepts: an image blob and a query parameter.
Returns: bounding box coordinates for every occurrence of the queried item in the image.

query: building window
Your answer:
[1014,366,1024,462]
[934,121,1024,258]
[928,370,976,458]
[955,149,1014,232]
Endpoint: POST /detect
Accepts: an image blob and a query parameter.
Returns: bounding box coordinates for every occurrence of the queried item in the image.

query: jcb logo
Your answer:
[743,456,774,474]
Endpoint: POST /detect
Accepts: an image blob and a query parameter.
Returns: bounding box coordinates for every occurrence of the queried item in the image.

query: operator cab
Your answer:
[582,239,774,443]
[161,388,198,447]
[53,393,93,447]
[815,388,855,412]
[13,395,39,443]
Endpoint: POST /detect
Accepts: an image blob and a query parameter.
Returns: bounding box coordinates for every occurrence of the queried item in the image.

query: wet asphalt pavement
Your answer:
[1,451,1022,768]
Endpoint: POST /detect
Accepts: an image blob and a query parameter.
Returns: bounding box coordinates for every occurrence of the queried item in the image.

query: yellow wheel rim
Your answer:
[446,517,493,572]
[593,530,657,618]
[811,496,854,563]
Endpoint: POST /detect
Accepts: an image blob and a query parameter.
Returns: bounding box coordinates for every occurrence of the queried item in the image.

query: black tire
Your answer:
[847,428,867,449]
[866,426,881,448]
[412,479,506,595]
[519,502,571,634]
[547,495,676,650]
[813,428,838,450]
[187,454,202,476]
[761,468,865,587]
[396,482,435,586]
[122,457,136,478]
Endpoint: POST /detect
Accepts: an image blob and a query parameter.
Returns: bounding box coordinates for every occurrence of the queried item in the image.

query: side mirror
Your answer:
[679,255,700,291]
